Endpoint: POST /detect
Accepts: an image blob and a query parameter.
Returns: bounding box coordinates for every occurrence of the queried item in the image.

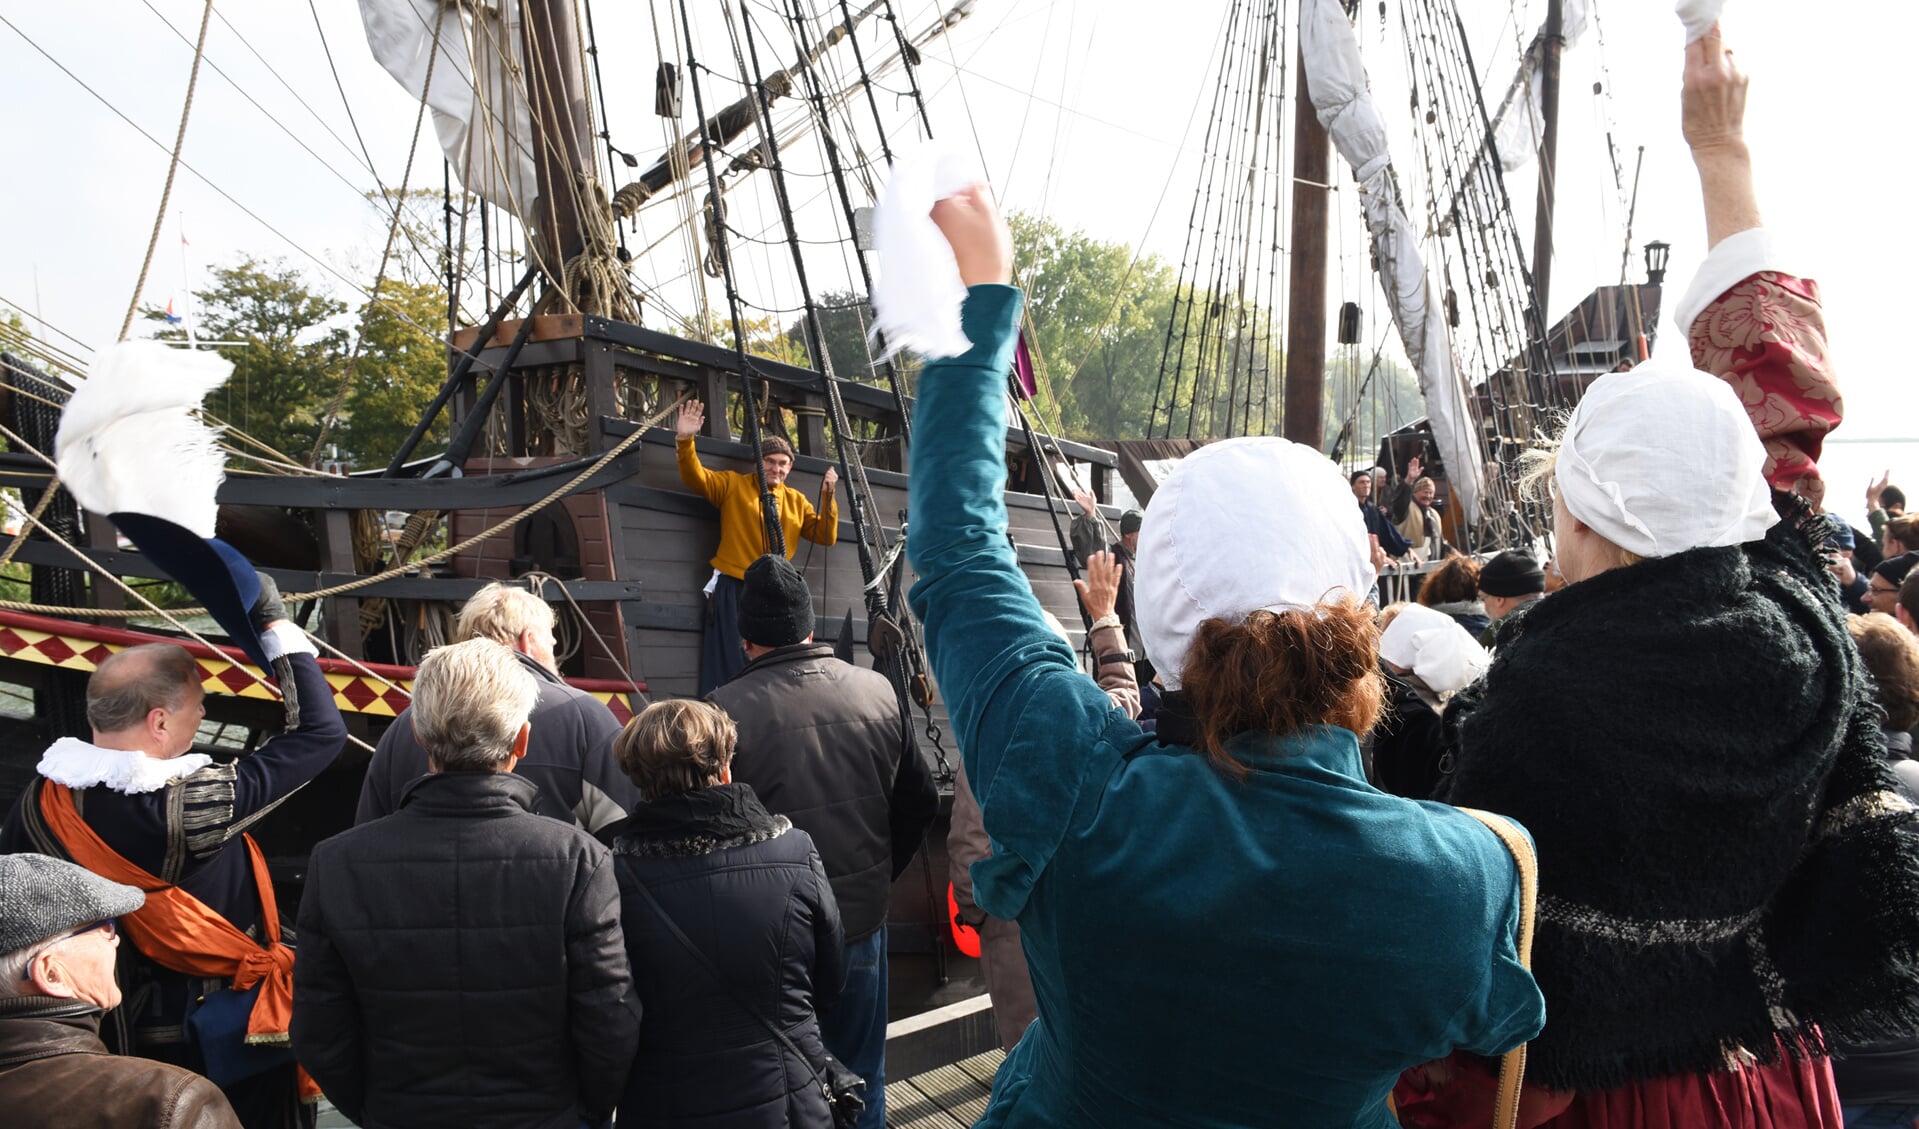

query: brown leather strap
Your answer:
[1457,808,1538,1129]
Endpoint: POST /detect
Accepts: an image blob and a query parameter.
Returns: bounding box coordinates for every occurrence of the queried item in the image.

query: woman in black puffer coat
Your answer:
[599,700,845,1129]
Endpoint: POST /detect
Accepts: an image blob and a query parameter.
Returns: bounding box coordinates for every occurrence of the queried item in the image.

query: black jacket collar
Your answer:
[734,642,836,680]
[398,769,543,816]
[512,650,565,687]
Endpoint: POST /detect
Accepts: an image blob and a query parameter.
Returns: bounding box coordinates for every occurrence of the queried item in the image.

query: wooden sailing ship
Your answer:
[0,0,1657,1064]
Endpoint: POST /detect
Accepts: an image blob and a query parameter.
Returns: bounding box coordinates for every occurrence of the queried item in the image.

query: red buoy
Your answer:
[947,882,982,958]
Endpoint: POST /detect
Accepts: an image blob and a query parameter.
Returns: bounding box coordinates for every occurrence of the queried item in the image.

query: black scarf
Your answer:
[600,782,790,859]
[1440,508,1919,1091]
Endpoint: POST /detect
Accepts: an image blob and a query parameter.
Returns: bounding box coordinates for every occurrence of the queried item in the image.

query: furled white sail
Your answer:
[1300,0,1485,524]
[359,0,539,220]
[1488,0,1590,173]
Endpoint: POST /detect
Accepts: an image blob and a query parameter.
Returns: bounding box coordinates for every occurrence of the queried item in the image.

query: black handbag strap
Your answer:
[625,873,836,1098]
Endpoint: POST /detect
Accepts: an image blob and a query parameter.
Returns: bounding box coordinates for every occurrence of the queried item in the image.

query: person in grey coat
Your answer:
[355,582,638,832]
[294,638,639,1129]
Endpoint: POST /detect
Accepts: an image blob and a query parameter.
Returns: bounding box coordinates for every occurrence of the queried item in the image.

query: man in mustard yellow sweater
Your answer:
[676,400,838,692]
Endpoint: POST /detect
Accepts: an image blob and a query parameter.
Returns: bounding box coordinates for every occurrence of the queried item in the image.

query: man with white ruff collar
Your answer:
[0,598,345,1129]
[0,340,347,1129]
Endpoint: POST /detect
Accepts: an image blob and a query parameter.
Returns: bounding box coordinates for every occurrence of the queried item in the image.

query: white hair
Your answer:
[412,638,540,771]
[0,940,52,997]
[456,583,555,647]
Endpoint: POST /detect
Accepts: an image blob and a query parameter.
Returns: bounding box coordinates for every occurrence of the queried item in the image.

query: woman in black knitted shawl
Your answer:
[1398,26,1919,1129]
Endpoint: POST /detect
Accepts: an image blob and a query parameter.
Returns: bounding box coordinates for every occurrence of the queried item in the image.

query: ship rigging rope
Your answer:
[0,392,689,620]
[725,1,894,579]
[118,0,214,344]
[309,0,448,463]
[137,1,445,286]
[0,450,377,756]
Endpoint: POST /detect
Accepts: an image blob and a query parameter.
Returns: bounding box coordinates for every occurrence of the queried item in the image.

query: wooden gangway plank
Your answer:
[885,1048,1005,1128]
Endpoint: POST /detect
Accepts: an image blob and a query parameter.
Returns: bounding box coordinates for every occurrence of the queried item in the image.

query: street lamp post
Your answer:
[1644,241,1671,286]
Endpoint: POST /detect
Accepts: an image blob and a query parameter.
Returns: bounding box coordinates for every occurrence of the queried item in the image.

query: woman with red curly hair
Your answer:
[904,186,1541,1129]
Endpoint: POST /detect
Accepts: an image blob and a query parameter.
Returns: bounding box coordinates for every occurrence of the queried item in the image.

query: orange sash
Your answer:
[38,780,320,1100]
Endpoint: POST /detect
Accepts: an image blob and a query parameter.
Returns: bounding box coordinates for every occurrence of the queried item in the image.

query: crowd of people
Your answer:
[899,23,1919,1129]
[0,557,930,1129]
[6,20,1919,1129]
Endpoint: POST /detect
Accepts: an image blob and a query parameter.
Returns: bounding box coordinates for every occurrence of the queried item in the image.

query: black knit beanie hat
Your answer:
[739,554,814,648]
[1477,550,1547,597]
[1876,551,1919,587]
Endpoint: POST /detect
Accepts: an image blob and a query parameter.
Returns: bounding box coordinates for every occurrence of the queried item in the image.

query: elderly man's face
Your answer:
[33,920,122,1009]
[761,453,792,489]
[1869,575,1903,617]
[1414,481,1437,507]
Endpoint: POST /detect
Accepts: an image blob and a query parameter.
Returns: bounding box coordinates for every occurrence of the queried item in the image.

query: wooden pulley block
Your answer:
[868,613,906,664]
[911,672,935,710]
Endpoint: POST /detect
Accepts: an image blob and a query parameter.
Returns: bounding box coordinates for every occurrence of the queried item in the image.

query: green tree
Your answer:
[340,277,451,468]
[680,311,810,368]
[1323,348,1424,464]
[146,258,348,462]
[788,290,879,381]
[363,187,488,294]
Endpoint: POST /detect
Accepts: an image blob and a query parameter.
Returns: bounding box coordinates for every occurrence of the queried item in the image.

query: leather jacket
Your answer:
[0,995,240,1128]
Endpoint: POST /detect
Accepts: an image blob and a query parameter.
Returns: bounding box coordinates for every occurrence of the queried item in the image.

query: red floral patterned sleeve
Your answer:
[1686,272,1840,488]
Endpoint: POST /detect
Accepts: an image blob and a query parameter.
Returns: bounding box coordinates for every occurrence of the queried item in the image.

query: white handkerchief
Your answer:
[870,142,986,361]
[1675,0,1727,43]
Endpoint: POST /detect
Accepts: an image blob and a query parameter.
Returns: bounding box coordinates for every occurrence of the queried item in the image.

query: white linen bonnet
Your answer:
[1135,437,1377,690]
[1378,604,1490,696]
[1553,362,1776,560]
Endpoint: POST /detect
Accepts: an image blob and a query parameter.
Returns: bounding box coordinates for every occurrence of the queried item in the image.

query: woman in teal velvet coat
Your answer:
[903,187,1543,1129]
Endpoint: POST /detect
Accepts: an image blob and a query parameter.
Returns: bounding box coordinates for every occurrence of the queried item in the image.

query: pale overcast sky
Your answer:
[2,0,1912,467]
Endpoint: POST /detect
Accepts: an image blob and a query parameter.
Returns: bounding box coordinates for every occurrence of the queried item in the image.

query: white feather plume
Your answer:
[55,341,232,537]
[870,142,986,362]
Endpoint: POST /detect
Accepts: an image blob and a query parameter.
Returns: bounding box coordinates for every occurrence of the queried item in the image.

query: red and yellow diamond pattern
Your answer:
[0,610,638,723]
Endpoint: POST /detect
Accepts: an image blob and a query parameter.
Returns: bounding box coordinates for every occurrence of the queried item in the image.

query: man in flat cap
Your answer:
[1475,550,1548,651]
[710,554,937,1129]
[0,853,240,1128]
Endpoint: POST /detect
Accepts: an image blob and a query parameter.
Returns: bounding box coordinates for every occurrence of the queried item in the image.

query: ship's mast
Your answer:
[1529,0,1565,319]
[519,0,595,284]
[1281,43,1332,450]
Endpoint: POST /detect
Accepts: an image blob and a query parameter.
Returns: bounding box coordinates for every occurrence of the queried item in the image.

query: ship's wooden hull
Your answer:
[0,319,1121,1025]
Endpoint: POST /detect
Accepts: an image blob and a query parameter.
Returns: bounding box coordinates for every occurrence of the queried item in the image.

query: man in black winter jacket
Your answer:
[355,582,638,832]
[709,555,938,1129]
[292,638,639,1129]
